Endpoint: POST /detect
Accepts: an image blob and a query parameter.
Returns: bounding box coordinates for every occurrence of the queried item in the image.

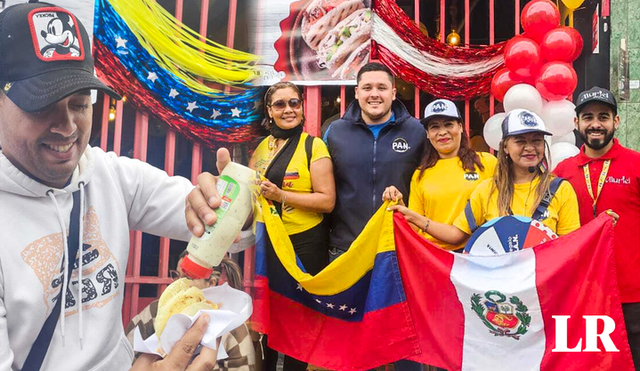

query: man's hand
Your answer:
[185,148,231,236]
[130,315,219,371]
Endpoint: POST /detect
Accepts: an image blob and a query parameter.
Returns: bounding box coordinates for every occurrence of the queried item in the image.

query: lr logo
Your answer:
[552,315,620,352]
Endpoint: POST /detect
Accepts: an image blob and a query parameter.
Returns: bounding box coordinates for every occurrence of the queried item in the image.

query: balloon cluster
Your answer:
[485,0,583,169]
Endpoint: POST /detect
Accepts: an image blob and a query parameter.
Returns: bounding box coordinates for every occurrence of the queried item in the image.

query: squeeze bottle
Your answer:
[180,162,256,279]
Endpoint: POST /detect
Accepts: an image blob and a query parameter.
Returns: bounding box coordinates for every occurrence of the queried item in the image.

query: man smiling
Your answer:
[323,62,426,371]
[554,87,640,369]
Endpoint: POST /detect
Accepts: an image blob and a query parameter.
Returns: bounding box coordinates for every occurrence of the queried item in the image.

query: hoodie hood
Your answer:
[0,145,95,197]
[341,99,414,126]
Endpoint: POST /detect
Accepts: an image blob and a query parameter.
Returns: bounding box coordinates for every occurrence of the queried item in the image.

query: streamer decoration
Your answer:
[93,0,265,146]
[372,0,507,100]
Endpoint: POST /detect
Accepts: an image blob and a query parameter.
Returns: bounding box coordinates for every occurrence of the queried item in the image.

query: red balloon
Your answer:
[504,36,543,79]
[521,0,561,43]
[535,62,578,101]
[491,68,531,102]
[541,27,578,62]
[565,27,584,61]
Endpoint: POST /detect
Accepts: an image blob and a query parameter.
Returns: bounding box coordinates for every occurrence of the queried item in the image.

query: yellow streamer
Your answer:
[107,0,259,93]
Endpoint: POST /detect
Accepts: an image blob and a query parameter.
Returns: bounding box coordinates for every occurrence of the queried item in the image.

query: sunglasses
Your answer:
[269,98,302,110]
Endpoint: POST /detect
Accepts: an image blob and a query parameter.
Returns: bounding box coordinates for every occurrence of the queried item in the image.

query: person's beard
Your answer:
[578,127,616,151]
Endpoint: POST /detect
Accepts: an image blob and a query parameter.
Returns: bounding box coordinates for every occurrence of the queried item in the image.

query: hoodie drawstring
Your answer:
[47,184,86,350]
[77,182,85,350]
[47,190,70,347]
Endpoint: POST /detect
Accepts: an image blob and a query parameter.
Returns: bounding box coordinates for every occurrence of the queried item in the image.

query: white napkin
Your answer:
[133,283,253,359]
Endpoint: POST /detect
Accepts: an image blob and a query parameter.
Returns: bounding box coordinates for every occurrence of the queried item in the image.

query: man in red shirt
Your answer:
[554,87,640,369]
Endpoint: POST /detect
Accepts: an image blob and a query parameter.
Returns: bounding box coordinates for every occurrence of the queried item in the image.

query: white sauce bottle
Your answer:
[180,162,256,279]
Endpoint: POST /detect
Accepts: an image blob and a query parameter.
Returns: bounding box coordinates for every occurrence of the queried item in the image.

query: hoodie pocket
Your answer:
[88,334,135,371]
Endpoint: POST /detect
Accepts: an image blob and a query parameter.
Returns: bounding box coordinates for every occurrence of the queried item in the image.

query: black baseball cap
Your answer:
[574,87,617,115]
[0,2,120,112]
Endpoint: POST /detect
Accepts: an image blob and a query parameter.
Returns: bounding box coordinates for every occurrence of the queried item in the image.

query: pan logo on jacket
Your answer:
[29,8,84,60]
[21,207,121,316]
[392,138,410,153]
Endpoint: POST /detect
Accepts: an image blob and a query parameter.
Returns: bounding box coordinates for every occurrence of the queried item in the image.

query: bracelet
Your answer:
[280,191,287,209]
[421,218,430,233]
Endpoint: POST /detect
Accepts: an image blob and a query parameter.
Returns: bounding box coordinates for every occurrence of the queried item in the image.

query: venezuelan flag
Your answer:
[251,197,420,370]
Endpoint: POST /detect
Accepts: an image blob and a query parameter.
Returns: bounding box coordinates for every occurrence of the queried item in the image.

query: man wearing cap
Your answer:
[554,87,640,369]
[0,3,227,371]
[323,62,425,371]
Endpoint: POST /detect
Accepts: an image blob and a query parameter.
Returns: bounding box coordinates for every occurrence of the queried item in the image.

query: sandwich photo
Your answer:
[301,0,365,51]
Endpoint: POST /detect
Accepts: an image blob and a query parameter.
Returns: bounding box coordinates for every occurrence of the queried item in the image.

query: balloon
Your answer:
[483,113,506,151]
[521,0,561,43]
[541,27,578,62]
[552,131,577,146]
[550,142,580,170]
[541,99,577,137]
[560,0,585,10]
[504,36,543,79]
[491,68,530,102]
[535,62,578,101]
[565,27,584,61]
[503,84,544,115]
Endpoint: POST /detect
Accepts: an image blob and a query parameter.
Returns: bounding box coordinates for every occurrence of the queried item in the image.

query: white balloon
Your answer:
[483,113,506,151]
[503,84,544,116]
[542,100,576,137]
[550,142,580,170]
[552,131,576,146]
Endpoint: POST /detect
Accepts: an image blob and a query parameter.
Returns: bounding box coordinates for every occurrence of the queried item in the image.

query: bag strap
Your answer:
[23,190,82,371]
[265,133,303,217]
[305,134,314,171]
[532,177,564,221]
[464,201,479,234]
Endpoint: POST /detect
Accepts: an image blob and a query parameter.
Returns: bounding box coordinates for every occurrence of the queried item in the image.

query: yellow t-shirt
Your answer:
[453,177,581,236]
[252,133,330,235]
[408,152,497,250]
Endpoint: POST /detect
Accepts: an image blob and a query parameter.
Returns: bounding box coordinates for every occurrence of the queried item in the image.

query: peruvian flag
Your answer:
[396,213,635,371]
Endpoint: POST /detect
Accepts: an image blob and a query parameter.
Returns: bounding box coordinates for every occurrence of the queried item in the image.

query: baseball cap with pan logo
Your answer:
[501,109,553,137]
[0,2,120,112]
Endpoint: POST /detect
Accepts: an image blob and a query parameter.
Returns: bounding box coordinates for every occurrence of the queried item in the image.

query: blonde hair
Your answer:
[491,136,555,216]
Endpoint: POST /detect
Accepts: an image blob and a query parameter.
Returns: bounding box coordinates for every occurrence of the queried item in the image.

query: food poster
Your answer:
[250,0,372,85]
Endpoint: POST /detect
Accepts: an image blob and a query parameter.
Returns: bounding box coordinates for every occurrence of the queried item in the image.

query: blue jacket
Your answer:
[325,100,426,251]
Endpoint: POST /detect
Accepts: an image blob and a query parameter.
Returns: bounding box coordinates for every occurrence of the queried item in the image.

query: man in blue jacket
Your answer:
[324,62,426,260]
[324,62,427,371]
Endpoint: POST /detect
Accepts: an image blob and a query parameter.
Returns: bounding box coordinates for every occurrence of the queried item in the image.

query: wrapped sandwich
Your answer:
[315,8,371,78]
[154,278,219,340]
[301,0,365,51]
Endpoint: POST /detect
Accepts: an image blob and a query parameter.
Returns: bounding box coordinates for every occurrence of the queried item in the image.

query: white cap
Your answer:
[421,99,461,124]
[501,109,553,137]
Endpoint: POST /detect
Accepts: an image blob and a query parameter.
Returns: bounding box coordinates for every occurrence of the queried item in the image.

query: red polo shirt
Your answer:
[554,139,640,303]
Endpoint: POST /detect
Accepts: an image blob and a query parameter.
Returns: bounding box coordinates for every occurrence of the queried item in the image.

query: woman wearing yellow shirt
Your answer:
[383,99,497,250]
[390,108,582,245]
[250,82,335,371]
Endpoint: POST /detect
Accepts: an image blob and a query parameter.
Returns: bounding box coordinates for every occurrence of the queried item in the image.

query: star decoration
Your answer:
[296,283,303,291]
[231,107,241,117]
[147,72,158,83]
[115,36,128,49]
[339,304,348,311]
[326,303,335,309]
[169,89,179,98]
[186,101,199,113]
[315,299,322,304]
[349,308,357,315]
[210,109,221,120]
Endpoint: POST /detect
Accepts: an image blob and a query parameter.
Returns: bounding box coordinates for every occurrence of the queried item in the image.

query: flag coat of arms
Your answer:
[252,198,635,371]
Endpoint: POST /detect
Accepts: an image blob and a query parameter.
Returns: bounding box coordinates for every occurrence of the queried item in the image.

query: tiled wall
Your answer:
[610,0,640,151]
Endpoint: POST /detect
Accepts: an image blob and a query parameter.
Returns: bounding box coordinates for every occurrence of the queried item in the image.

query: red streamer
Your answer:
[373,0,507,100]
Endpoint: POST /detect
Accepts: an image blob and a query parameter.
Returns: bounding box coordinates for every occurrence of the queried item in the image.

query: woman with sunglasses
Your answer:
[383,99,497,252]
[249,81,335,371]
[125,252,256,369]
[389,109,583,247]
